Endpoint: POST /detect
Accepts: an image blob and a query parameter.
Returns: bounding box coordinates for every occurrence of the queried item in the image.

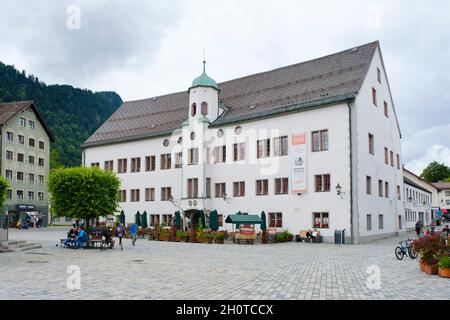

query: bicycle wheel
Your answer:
[408,247,418,259]
[395,247,404,260]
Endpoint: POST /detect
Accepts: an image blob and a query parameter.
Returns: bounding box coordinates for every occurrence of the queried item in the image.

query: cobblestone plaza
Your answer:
[0,228,448,300]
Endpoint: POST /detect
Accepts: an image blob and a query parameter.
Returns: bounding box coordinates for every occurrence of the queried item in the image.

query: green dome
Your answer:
[190,61,218,90]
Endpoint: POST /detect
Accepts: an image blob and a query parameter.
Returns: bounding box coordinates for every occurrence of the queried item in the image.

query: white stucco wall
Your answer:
[84,103,352,242]
[352,47,405,242]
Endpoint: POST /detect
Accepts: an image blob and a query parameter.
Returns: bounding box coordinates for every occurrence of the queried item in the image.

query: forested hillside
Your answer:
[0,61,122,167]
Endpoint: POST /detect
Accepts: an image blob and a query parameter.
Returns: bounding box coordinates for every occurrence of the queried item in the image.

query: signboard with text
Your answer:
[291,133,307,194]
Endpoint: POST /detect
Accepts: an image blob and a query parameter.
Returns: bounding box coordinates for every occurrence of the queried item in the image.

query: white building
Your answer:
[82,41,404,243]
[432,182,450,217]
[402,168,437,230]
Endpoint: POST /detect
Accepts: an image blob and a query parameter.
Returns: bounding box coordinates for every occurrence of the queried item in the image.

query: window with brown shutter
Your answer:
[315,174,330,192]
[312,130,328,152]
[368,133,374,155]
[372,87,377,106]
[257,139,270,158]
[233,181,245,197]
[256,180,268,196]
[384,148,388,164]
[201,102,208,115]
[366,176,372,195]
[118,159,127,173]
[146,156,156,171]
[131,157,141,172]
[269,212,283,227]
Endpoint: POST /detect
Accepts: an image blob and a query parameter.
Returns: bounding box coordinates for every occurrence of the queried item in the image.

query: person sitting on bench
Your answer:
[64,225,78,248]
[306,229,318,241]
[75,227,87,250]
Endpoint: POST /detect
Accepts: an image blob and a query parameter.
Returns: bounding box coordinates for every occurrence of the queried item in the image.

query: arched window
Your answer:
[191,103,197,117]
[201,102,208,115]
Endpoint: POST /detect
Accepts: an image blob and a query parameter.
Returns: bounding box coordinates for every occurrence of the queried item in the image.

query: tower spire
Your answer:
[203,48,206,74]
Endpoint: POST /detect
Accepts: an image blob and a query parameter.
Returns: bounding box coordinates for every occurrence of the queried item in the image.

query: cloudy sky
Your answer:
[0,0,449,174]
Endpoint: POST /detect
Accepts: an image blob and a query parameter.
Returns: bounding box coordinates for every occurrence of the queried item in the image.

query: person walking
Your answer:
[130,223,138,246]
[415,220,422,237]
[117,223,125,250]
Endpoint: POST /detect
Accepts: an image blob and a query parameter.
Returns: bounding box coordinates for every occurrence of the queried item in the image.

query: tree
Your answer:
[48,167,120,230]
[0,176,10,209]
[443,177,450,183]
[420,161,450,183]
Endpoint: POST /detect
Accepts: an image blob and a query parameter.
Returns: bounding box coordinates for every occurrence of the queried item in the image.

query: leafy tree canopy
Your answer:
[48,167,120,227]
[420,161,450,183]
[0,176,10,209]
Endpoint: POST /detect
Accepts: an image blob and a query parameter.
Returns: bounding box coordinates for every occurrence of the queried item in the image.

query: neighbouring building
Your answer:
[0,101,54,227]
[82,41,404,243]
[402,168,438,230]
[432,182,450,216]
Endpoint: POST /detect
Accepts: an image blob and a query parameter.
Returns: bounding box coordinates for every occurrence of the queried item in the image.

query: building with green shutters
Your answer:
[0,101,55,227]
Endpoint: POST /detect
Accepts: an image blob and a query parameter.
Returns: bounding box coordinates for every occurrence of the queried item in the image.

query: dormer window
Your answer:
[191,103,197,117]
[201,102,208,115]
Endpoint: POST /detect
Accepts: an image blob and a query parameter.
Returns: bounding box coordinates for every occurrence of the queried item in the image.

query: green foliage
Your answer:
[0,176,10,209]
[215,232,224,240]
[420,161,450,183]
[443,177,450,183]
[0,62,122,168]
[439,255,450,269]
[159,228,169,237]
[48,167,120,222]
[176,229,185,239]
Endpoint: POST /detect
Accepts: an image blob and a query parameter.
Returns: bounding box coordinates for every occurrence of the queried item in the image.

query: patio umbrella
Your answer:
[141,211,148,228]
[199,210,206,229]
[442,208,448,214]
[260,211,267,231]
[119,210,125,225]
[175,211,182,229]
[209,210,219,231]
[135,211,141,226]
[236,211,242,229]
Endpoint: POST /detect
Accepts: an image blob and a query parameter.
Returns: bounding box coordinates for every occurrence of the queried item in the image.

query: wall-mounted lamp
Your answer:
[336,183,345,199]
[222,192,230,203]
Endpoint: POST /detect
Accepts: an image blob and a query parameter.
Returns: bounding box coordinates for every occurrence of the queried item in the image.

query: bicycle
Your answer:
[395,238,418,260]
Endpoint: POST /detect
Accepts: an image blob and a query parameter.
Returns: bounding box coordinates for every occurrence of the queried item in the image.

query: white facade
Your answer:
[83,44,404,243]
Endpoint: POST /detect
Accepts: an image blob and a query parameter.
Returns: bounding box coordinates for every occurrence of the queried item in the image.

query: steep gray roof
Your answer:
[432,183,450,190]
[404,177,432,194]
[0,100,55,142]
[83,41,379,148]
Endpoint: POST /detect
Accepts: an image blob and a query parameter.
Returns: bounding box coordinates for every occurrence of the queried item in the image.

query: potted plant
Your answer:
[438,255,450,278]
[159,228,170,241]
[215,232,225,244]
[176,230,185,242]
[412,234,447,275]
[199,232,213,243]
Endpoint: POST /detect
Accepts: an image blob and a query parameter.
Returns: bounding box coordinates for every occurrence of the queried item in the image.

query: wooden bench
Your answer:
[296,230,322,243]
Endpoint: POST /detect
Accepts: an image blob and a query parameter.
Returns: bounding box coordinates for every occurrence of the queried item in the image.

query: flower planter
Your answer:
[422,263,439,275]
[198,238,209,244]
[215,239,224,244]
[438,267,450,278]
[159,235,169,241]
[175,237,184,242]
[419,260,426,272]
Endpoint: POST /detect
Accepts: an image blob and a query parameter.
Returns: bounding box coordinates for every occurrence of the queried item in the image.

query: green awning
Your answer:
[225,214,263,225]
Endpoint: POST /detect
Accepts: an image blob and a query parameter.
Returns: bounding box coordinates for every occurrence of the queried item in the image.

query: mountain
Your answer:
[0,61,122,168]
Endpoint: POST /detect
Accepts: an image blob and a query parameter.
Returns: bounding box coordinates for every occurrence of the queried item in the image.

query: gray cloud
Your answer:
[0,0,449,174]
